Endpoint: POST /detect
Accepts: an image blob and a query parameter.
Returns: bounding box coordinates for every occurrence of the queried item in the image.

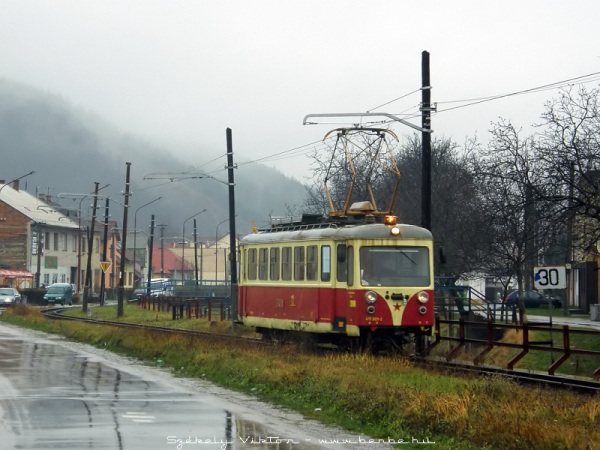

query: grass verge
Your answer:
[2,305,600,450]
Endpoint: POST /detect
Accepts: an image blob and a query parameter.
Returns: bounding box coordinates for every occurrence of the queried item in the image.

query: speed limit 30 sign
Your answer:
[533,266,566,290]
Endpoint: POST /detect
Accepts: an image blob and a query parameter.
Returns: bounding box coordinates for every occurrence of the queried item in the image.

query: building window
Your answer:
[72,235,77,252]
[63,233,68,251]
[45,232,50,250]
[43,274,50,285]
[54,233,59,251]
[60,274,66,283]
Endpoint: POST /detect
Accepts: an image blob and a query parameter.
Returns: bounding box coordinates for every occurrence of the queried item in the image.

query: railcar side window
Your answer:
[336,244,347,282]
[269,248,280,280]
[258,248,268,280]
[282,247,292,281]
[294,246,305,281]
[321,245,331,282]
[247,248,257,280]
[306,245,318,281]
[347,245,354,286]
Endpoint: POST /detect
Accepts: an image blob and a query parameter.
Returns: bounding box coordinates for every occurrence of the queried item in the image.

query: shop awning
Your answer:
[0,270,33,279]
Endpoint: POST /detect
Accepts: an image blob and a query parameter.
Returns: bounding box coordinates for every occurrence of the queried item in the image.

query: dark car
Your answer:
[43,283,74,306]
[0,288,22,306]
[129,288,146,303]
[504,290,561,309]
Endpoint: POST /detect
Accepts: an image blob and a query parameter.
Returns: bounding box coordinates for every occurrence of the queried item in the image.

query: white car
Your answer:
[0,288,22,306]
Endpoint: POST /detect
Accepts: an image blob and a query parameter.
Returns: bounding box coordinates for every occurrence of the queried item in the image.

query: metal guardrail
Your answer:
[136,295,232,321]
[428,316,600,378]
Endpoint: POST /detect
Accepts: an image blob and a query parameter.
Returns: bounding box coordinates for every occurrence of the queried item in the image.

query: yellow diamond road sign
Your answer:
[100,261,111,273]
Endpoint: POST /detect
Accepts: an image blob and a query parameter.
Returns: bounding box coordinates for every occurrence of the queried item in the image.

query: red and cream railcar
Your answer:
[238,213,435,351]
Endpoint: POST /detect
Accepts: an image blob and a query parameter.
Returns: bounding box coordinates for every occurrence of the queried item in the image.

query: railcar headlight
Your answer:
[390,226,400,236]
[364,291,377,304]
[417,291,429,304]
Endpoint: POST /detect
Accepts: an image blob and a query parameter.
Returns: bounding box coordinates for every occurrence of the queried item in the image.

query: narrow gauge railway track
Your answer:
[42,308,600,394]
[41,307,265,346]
[419,356,600,395]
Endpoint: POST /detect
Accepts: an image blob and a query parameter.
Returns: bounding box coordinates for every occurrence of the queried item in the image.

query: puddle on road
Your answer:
[0,324,402,449]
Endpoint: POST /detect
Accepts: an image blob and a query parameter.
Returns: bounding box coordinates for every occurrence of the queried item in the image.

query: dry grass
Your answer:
[2,305,600,449]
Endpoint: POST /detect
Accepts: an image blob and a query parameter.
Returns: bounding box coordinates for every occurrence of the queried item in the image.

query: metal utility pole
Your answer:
[421,50,432,231]
[158,223,167,278]
[193,219,199,285]
[117,162,131,317]
[83,182,100,313]
[99,198,109,305]
[147,215,155,296]
[226,128,239,322]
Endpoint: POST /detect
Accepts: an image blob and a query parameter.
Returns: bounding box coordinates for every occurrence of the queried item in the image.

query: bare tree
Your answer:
[473,120,563,317]
[534,86,600,253]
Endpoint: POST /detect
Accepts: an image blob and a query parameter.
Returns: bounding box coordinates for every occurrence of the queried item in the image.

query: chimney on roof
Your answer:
[12,180,19,191]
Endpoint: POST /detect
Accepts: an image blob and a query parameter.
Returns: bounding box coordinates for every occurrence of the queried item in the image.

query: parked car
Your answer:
[130,288,146,302]
[43,283,74,306]
[504,290,561,308]
[0,288,22,306]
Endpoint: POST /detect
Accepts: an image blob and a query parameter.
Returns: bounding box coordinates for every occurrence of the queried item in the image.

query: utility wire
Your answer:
[435,71,600,113]
[175,71,600,174]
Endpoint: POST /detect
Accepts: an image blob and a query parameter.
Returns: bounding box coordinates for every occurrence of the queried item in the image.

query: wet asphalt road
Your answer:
[0,323,398,450]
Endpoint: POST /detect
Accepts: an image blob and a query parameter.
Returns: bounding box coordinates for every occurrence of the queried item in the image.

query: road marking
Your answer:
[122,412,156,423]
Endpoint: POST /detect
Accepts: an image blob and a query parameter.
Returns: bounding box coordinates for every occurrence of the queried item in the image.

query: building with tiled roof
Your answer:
[149,244,194,282]
[0,180,101,290]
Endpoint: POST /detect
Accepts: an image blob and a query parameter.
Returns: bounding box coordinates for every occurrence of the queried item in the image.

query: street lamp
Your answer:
[182,209,206,286]
[57,185,110,294]
[133,197,162,288]
[0,170,35,195]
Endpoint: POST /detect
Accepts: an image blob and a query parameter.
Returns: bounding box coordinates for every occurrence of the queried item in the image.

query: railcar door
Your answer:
[331,243,353,334]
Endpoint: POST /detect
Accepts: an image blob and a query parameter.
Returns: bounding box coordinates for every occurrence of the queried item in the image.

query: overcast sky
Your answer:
[2,0,599,181]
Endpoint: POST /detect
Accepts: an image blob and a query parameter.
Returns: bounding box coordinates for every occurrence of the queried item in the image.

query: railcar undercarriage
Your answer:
[256,326,430,356]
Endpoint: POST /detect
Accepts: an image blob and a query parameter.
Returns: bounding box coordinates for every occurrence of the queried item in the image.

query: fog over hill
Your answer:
[0,78,309,240]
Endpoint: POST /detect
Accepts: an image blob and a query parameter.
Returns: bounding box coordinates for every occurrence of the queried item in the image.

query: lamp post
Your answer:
[133,197,162,288]
[215,218,229,283]
[182,209,206,286]
[0,170,35,195]
[57,184,110,294]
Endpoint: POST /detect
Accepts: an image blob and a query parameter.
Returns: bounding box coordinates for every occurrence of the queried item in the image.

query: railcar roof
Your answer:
[240,222,432,245]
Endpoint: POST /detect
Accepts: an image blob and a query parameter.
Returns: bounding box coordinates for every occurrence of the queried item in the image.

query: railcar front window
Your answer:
[360,246,430,287]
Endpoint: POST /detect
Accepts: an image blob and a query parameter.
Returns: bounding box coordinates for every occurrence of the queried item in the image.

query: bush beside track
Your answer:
[2,304,600,450]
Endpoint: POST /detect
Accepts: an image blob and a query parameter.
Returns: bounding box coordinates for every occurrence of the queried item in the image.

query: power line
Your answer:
[177,71,600,174]
[367,88,422,113]
[435,71,600,114]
